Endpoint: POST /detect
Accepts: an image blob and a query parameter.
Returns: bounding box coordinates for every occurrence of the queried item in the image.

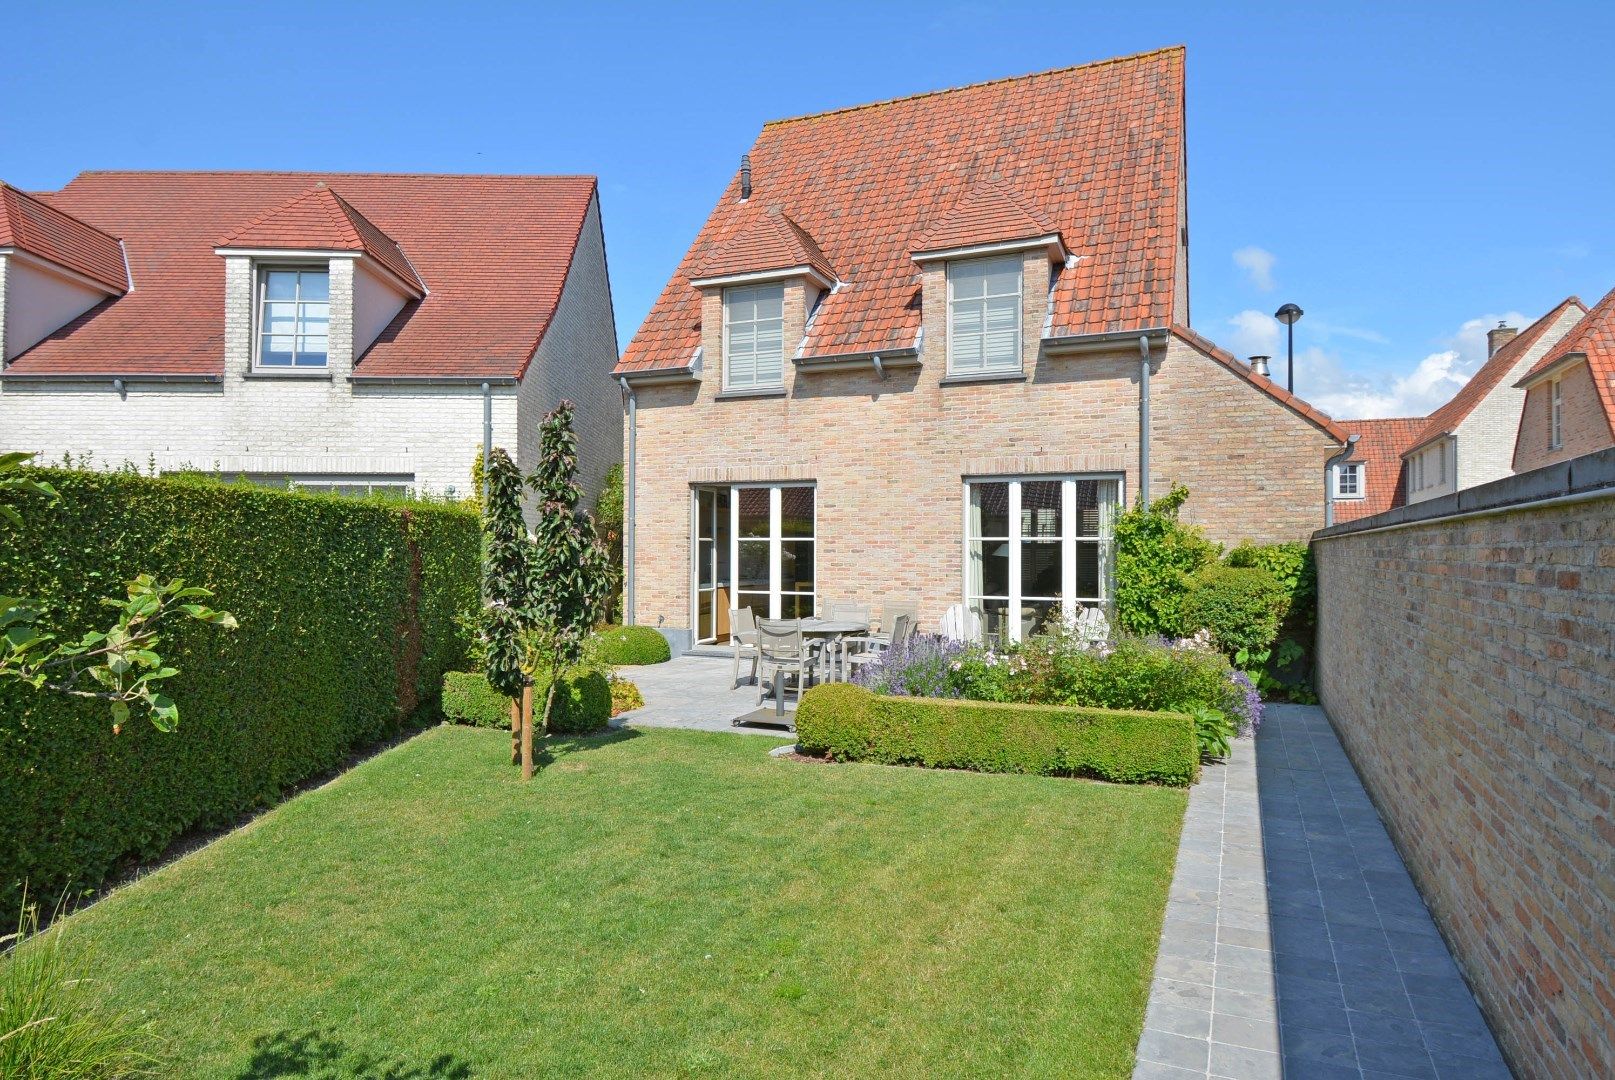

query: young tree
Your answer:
[480,447,530,763]
[526,403,610,758]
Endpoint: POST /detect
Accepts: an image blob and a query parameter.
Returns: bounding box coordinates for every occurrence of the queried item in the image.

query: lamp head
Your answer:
[1275,302,1303,326]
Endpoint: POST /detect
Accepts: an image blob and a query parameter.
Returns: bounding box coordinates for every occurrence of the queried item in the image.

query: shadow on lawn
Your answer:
[235,1028,473,1079]
[535,725,642,769]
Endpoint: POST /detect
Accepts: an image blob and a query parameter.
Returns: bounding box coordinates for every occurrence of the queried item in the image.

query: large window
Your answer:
[256,267,330,368]
[947,255,1023,375]
[693,483,814,639]
[723,283,785,391]
[965,476,1120,643]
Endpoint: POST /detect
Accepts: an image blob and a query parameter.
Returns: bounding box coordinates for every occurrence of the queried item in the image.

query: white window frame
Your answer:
[721,283,785,392]
[690,483,815,632]
[1334,462,1364,500]
[253,264,331,370]
[946,255,1024,376]
[961,474,1123,644]
[1550,378,1563,449]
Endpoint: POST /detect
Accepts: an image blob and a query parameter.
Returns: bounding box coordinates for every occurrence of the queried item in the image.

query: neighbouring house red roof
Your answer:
[910,178,1059,256]
[218,184,424,295]
[689,203,835,284]
[0,182,127,294]
[1335,417,1423,522]
[3,172,597,379]
[620,46,1186,373]
[1516,285,1615,431]
[1170,325,1350,443]
[1405,296,1585,454]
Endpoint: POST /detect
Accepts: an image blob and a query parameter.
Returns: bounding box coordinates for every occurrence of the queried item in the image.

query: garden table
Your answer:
[772,617,868,715]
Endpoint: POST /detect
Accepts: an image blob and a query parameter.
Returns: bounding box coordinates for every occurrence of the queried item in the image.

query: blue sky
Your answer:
[5,0,1611,418]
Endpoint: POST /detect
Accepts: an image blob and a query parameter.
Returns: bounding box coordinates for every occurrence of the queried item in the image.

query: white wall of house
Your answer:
[1,254,113,361]
[1404,437,1456,504]
[352,260,410,357]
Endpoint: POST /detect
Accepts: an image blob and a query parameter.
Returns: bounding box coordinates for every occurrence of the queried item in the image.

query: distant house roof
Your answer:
[0,181,127,293]
[1335,417,1423,522]
[1516,285,1615,431]
[620,46,1187,373]
[217,184,425,296]
[2,171,597,380]
[1404,296,1585,455]
[689,203,835,286]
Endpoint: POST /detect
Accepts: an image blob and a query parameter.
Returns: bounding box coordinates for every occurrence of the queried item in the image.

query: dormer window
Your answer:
[256,267,329,368]
[1334,462,1363,499]
[947,255,1022,375]
[722,283,784,391]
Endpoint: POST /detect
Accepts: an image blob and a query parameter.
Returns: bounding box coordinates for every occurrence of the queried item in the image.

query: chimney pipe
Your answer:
[1487,321,1518,357]
[1249,355,1271,377]
[739,154,752,200]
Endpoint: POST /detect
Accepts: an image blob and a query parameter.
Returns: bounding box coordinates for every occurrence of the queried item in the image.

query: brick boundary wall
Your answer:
[1312,446,1615,1079]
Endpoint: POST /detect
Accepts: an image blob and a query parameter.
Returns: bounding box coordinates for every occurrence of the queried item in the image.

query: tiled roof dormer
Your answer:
[688,203,836,288]
[216,183,425,297]
[0,181,128,294]
[910,178,1064,262]
[1515,285,1615,423]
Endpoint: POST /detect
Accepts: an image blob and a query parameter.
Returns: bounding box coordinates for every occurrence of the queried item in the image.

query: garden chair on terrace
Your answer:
[844,614,912,678]
[755,618,823,710]
[730,607,759,688]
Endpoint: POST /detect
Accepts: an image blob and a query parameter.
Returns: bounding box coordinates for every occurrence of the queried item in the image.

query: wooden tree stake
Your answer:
[510,697,521,766]
[520,681,535,780]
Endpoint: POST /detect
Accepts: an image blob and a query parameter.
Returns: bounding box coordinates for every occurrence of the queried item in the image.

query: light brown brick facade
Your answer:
[627,273,1341,636]
[1513,360,1615,473]
[1314,462,1615,1079]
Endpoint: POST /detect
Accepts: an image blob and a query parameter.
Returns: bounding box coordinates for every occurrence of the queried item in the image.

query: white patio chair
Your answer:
[730,607,759,688]
[939,603,982,642]
[755,618,822,709]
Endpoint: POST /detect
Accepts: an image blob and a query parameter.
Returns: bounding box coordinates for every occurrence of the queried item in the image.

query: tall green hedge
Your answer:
[0,470,478,922]
[795,684,1197,786]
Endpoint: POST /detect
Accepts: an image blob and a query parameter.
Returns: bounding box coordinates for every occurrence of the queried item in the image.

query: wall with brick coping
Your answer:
[627,294,1342,636]
[1313,448,1615,1080]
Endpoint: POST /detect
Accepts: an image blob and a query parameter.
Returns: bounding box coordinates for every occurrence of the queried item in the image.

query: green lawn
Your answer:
[52,726,1185,1078]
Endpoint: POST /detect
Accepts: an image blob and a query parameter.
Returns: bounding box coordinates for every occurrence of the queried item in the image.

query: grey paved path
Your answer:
[610,652,795,736]
[1135,704,1511,1080]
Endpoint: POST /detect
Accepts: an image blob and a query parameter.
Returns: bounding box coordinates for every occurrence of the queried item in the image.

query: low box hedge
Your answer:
[441,669,611,735]
[589,625,671,666]
[795,683,1197,786]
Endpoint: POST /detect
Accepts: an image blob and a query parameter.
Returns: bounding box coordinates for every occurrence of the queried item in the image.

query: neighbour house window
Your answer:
[722,283,785,391]
[255,267,330,368]
[1550,378,1563,449]
[966,476,1120,643]
[947,255,1023,375]
[1335,462,1363,499]
[228,473,415,497]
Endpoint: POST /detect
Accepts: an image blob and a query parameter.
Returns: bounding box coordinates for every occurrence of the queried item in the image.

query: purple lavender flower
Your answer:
[1229,669,1263,733]
[852,633,970,699]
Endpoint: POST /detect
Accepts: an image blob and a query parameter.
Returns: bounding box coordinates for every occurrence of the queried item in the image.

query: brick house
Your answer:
[0,173,621,506]
[1330,417,1422,523]
[1397,298,1585,503]
[1513,285,1615,472]
[614,48,1350,649]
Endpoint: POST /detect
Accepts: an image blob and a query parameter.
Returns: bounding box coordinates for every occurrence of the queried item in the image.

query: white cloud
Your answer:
[1233,246,1277,292]
[1296,310,1530,420]
[1226,309,1281,360]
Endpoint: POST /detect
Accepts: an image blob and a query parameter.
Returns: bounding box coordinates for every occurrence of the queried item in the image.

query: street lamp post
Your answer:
[1274,303,1303,393]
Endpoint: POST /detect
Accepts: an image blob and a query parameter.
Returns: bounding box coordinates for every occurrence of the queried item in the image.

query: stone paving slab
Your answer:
[1134,704,1512,1080]
[609,653,795,736]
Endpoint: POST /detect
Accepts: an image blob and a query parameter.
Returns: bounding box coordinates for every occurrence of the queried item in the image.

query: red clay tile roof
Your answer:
[911,178,1058,256]
[620,47,1186,372]
[1334,417,1422,522]
[4,172,597,379]
[0,182,127,294]
[1404,297,1585,454]
[1517,285,1615,428]
[1170,325,1350,443]
[689,203,835,284]
[219,184,425,295]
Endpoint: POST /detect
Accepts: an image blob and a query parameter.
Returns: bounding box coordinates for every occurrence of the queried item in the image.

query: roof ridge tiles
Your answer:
[763,45,1185,128]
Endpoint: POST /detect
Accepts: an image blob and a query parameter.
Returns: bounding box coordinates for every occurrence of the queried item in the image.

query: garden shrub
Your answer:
[1225,541,1318,699]
[589,625,671,666]
[442,671,509,728]
[609,675,643,716]
[0,469,478,924]
[796,683,1197,786]
[1112,485,1220,638]
[1177,565,1288,657]
[441,668,611,734]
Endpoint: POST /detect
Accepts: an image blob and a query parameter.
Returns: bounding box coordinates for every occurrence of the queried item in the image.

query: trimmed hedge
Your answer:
[440,669,611,735]
[1178,565,1288,656]
[589,625,671,666]
[795,683,1197,786]
[0,469,478,923]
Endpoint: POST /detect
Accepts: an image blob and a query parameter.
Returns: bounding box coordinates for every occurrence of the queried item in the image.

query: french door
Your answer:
[693,484,815,642]
[964,476,1121,643]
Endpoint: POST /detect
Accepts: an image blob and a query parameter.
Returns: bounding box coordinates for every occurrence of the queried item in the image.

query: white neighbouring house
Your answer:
[0,173,621,506]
